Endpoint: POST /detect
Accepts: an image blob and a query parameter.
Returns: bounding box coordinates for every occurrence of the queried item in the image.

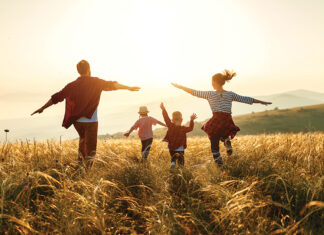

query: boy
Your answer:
[160,102,197,167]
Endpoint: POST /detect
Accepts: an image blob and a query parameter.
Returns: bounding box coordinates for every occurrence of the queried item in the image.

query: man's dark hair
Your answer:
[77,60,90,75]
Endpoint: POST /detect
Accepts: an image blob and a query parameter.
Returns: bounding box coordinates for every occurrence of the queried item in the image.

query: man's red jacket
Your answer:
[51,76,116,128]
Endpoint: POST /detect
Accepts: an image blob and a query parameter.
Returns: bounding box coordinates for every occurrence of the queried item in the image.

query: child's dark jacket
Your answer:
[162,109,194,151]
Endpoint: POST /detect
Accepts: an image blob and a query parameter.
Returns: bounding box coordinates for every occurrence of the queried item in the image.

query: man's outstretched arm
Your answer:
[31,99,53,115]
[114,82,140,91]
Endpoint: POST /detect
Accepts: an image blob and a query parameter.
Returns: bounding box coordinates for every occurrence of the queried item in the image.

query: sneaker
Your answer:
[215,157,223,166]
[213,152,223,166]
[224,138,233,156]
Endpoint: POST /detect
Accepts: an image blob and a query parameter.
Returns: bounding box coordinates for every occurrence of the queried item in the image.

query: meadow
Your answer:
[0,133,323,234]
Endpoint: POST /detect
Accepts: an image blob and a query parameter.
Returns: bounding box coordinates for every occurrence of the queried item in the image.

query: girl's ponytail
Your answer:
[223,69,236,81]
[212,69,237,86]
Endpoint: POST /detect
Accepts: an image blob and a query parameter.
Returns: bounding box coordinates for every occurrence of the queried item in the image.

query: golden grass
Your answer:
[0,133,323,234]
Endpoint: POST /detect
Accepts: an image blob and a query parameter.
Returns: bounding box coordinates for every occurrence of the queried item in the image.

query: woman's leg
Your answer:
[209,135,223,166]
[224,137,233,155]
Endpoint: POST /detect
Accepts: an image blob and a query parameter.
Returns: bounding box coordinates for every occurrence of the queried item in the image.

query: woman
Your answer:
[171,70,272,166]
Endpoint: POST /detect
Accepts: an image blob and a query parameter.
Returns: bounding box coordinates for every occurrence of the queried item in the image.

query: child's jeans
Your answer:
[141,138,153,159]
[169,150,185,166]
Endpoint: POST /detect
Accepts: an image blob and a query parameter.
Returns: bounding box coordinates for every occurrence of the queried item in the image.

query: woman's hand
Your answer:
[171,83,183,89]
[190,113,198,120]
[128,86,141,91]
[171,83,194,95]
[261,101,272,105]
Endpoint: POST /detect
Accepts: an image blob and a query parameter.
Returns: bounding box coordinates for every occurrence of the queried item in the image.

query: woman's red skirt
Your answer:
[202,112,240,139]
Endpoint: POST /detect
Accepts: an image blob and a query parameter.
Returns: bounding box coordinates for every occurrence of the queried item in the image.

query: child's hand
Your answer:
[160,102,165,110]
[128,86,141,91]
[124,132,130,137]
[190,113,198,120]
[261,101,272,105]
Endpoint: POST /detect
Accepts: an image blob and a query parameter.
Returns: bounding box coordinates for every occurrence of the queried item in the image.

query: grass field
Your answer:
[1,133,324,234]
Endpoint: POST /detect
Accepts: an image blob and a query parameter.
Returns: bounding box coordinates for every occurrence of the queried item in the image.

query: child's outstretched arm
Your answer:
[185,113,197,132]
[156,120,167,127]
[160,103,172,127]
[124,121,139,137]
[171,83,194,95]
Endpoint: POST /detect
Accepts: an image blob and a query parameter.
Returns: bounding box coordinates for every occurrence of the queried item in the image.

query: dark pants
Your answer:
[74,122,98,165]
[169,150,185,166]
[209,135,232,166]
[141,138,153,159]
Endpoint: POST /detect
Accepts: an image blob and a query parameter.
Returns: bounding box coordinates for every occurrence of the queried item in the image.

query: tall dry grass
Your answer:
[0,133,323,234]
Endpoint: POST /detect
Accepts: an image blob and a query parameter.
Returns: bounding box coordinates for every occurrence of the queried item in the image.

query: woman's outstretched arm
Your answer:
[171,83,194,95]
[253,99,272,105]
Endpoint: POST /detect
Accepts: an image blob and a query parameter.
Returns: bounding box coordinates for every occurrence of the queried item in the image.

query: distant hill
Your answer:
[100,103,324,139]
[2,89,324,141]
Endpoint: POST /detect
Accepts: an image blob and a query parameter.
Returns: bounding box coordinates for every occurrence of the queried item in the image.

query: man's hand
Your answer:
[160,102,165,110]
[261,101,272,105]
[124,132,130,137]
[190,113,198,121]
[31,108,44,116]
[128,86,140,91]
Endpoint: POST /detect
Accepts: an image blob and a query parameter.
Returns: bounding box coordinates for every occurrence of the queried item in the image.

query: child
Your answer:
[171,70,272,166]
[124,106,166,160]
[160,102,197,167]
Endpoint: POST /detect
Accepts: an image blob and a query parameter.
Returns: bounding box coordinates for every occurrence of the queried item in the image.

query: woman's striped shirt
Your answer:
[193,90,254,114]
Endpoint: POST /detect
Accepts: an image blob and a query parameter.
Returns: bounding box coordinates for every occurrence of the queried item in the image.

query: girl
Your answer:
[124,106,166,160]
[172,70,272,166]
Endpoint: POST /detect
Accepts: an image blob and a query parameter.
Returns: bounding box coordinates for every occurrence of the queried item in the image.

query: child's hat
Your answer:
[138,106,149,114]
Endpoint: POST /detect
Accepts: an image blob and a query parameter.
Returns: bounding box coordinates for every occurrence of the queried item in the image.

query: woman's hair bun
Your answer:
[223,69,236,81]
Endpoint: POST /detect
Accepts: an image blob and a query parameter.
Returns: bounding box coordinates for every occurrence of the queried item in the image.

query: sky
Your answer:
[0,0,324,140]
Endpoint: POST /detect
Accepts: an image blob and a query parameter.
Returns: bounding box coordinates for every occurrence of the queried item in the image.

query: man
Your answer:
[31,60,140,167]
